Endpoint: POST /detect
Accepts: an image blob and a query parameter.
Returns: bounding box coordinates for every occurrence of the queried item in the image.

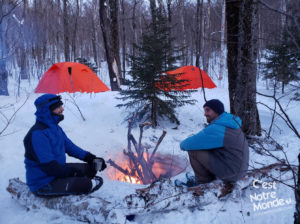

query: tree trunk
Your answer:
[150,0,156,25]
[20,0,28,80]
[121,0,126,79]
[226,0,261,136]
[195,0,200,67]
[0,61,8,96]
[157,0,166,15]
[295,153,300,224]
[110,0,122,83]
[63,0,70,62]
[91,13,98,66]
[203,0,211,73]
[219,0,226,81]
[99,0,120,91]
[280,0,286,41]
[178,0,187,65]
[195,0,203,68]
[0,1,8,96]
[20,50,27,80]
[167,0,172,24]
[132,0,138,58]
[167,0,172,67]
[72,0,79,60]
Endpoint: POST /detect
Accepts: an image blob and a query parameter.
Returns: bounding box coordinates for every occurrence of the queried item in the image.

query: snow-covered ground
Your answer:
[0,76,298,224]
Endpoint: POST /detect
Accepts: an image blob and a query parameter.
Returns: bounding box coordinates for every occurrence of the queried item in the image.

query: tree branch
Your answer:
[0,96,29,137]
[257,91,300,139]
[0,1,21,25]
[258,0,299,19]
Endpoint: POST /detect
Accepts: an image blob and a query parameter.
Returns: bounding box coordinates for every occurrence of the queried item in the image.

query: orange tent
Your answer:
[159,65,216,91]
[35,62,110,94]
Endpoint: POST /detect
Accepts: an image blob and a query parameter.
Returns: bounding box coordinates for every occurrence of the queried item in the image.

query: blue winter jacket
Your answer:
[180,112,249,182]
[180,112,242,150]
[24,94,89,192]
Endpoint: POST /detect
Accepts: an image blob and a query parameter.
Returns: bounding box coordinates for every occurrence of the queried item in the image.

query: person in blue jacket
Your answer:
[24,94,106,197]
[180,99,249,186]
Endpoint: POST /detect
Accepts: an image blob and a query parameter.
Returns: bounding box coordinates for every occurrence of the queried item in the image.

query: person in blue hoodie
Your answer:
[24,94,106,197]
[180,99,249,186]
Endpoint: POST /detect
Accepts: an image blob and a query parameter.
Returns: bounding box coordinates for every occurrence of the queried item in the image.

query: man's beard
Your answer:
[51,113,64,123]
[58,114,64,122]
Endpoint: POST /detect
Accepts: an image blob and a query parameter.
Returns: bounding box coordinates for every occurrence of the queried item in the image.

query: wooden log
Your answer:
[127,114,136,153]
[6,178,114,224]
[123,150,144,181]
[138,122,151,155]
[149,130,167,163]
[130,133,157,183]
[110,117,167,184]
[107,159,131,176]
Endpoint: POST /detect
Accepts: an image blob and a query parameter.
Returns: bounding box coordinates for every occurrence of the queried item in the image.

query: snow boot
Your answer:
[174,179,188,187]
[218,181,235,198]
[90,176,103,193]
[175,173,199,187]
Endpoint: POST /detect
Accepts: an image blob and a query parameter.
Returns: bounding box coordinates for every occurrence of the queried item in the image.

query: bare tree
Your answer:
[131,0,138,58]
[71,0,79,60]
[0,0,19,96]
[149,0,156,24]
[219,0,226,81]
[120,0,126,79]
[202,0,211,73]
[90,3,98,66]
[99,0,121,91]
[226,0,261,136]
[195,0,201,67]
[63,0,70,61]
[0,1,9,96]
[295,153,300,224]
[176,0,188,65]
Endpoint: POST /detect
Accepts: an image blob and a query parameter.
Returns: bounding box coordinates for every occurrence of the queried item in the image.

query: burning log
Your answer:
[107,115,168,184]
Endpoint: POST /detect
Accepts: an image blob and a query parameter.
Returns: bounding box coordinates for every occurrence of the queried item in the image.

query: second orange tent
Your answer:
[159,65,216,91]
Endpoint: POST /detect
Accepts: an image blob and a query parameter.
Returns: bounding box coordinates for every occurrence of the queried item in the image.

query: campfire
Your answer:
[107,116,187,184]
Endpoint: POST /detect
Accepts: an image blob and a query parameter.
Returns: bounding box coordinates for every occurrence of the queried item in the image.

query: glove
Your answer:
[93,157,107,172]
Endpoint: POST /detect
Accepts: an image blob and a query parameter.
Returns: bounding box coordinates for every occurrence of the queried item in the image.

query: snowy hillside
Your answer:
[0,77,299,224]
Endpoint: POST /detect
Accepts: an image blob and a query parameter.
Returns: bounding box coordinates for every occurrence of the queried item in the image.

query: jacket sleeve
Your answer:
[31,131,81,177]
[180,124,225,151]
[61,128,89,160]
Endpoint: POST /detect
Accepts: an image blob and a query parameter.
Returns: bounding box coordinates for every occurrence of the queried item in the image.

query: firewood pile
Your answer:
[107,114,176,184]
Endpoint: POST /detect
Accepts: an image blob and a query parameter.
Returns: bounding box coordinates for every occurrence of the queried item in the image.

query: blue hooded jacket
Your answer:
[180,112,249,181]
[180,112,242,150]
[24,94,90,192]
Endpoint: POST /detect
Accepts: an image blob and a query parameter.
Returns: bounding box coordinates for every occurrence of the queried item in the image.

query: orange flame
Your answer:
[107,152,186,184]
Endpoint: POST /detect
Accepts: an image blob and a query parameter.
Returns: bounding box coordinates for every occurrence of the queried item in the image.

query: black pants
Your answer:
[35,163,96,197]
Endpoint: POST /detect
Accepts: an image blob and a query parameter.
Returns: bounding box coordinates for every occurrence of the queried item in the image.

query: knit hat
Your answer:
[203,99,224,115]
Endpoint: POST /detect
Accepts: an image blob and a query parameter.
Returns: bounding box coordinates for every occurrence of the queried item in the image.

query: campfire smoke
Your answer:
[107,115,187,184]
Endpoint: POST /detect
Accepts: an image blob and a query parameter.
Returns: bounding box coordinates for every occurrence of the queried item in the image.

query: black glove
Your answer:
[84,152,106,171]
[93,157,107,171]
[84,152,97,164]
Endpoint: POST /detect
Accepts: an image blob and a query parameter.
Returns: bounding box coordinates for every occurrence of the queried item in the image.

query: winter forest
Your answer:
[0,0,300,224]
